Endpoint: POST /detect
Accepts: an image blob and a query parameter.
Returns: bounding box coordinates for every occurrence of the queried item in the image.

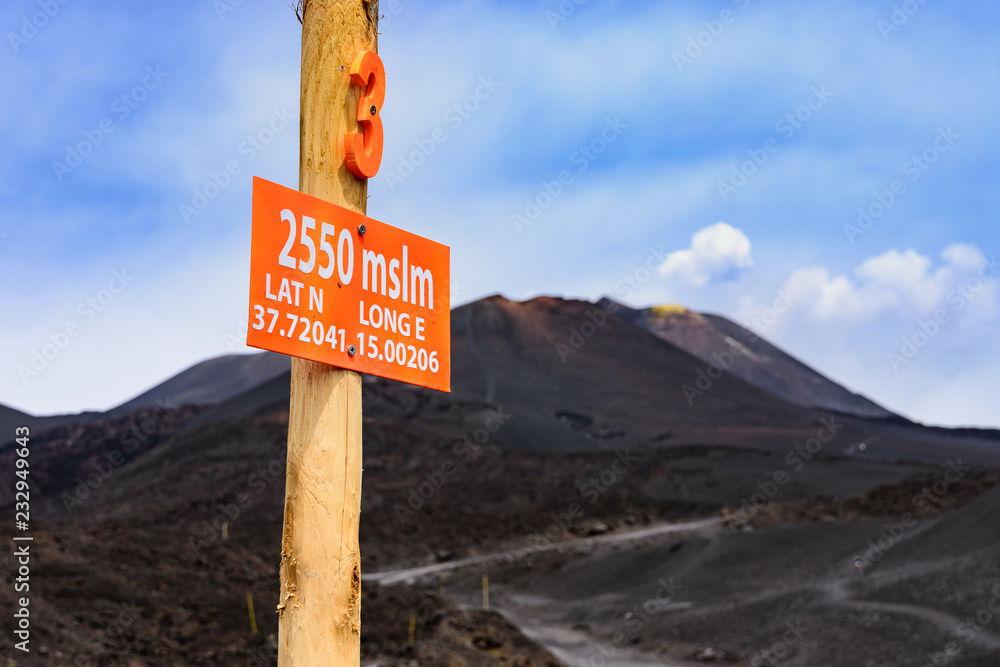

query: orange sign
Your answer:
[247,176,450,391]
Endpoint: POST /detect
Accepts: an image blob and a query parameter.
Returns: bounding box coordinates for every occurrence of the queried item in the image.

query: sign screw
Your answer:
[370,105,377,115]
[348,345,357,356]
[358,224,366,235]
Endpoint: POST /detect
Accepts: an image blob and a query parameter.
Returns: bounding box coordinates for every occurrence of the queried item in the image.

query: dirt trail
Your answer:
[362,517,722,586]
[495,602,690,667]
[365,516,1000,663]
[823,574,1000,651]
[363,518,723,665]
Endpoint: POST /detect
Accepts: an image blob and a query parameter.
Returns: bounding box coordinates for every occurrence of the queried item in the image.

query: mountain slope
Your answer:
[1,352,290,445]
[5,294,1000,666]
[107,351,291,415]
[0,402,33,443]
[611,300,897,420]
[0,401,104,446]
[448,295,820,452]
[8,295,998,466]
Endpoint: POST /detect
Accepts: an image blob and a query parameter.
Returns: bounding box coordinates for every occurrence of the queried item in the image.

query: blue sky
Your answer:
[1,0,998,427]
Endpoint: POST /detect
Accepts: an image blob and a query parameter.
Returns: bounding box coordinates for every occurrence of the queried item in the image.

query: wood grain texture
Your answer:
[279,1,377,664]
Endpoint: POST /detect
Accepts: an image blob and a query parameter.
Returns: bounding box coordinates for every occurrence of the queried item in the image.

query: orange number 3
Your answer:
[344,50,385,179]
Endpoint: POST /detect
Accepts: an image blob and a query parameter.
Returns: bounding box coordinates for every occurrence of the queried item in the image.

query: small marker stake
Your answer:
[247,592,258,635]
[482,575,489,611]
[408,613,415,646]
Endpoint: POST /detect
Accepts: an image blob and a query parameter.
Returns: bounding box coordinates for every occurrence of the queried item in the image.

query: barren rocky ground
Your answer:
[3,296,999,666]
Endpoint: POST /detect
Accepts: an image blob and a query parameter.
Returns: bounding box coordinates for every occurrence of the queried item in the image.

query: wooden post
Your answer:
[278,1,378,664]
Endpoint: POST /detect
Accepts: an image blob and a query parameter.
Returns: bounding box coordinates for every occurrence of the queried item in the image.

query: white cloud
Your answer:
[782,266,887,321]
[731,243,1000,428]
[780,244,996,322]
[658,222,753,287]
